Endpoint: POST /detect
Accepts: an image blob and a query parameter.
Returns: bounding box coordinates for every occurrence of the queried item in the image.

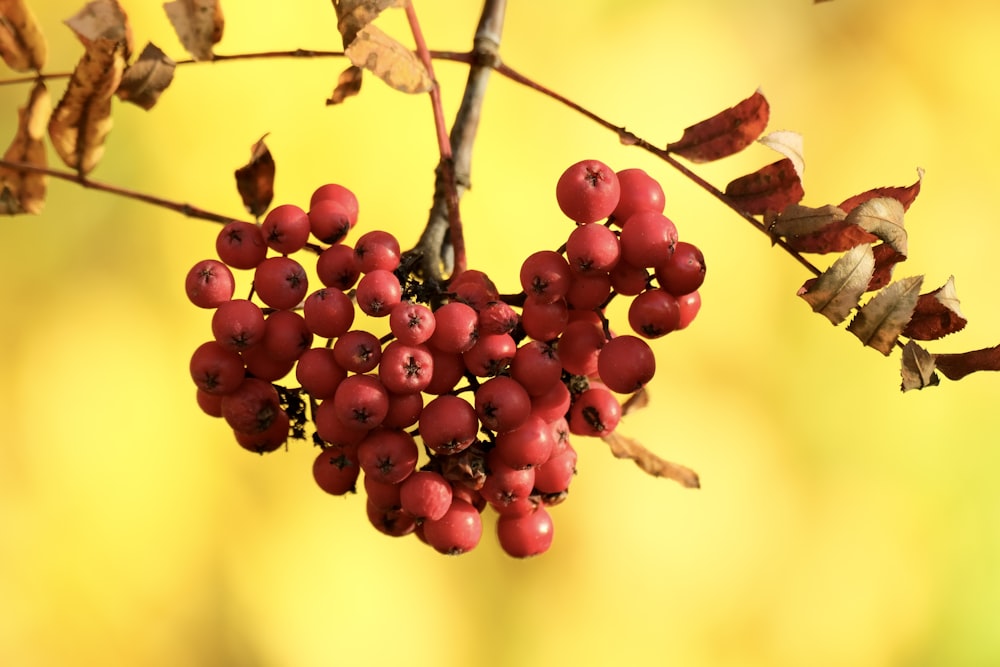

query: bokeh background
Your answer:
[2,1,999,665]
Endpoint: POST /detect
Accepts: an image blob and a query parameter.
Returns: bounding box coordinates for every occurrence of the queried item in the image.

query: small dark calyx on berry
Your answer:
[641,324,664,337]
[330,453,352,470]
[582,405,604,432]
[584,168,602,187]
[403,356,423,378]
[231,333,252,349]
[256,405,276,431]
[530,276,548,295]
[376,456,394,475]
[353,407,371,424]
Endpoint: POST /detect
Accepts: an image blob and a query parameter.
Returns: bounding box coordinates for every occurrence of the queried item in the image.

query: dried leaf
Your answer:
[234,134,274,217]
[602,431,700,489]
[332,0,405,48]
[345,25,433,94]
[768,203,846,240]
[845,196,907,256]
[0,81,50,214]
[797,243,875,325]
[48,37,125,174]
[724,158,803,216]
[64,0,133,60]
[868,243,906,291]
[116,42,175,110]
[839,168,923,214]
[667,89,770,163]
[902,275,966,341]
[900,340,938,391]
[781,219,877,254]
[758,130,804,180]
[620,387,650,416]
[935,344,1000,381]
[847,275,923,355]
[164,0,223,62]
[326,64,363,105]
[0,0,47,71]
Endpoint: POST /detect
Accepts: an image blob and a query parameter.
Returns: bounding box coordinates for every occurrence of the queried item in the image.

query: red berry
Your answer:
[530,381,572,424]
[212,299,266,351]
[296,347,346,399]
[332,330,382,373]
[477,300,519,335]
[423,347,466,395]
[619,211,678,268]
[303,287,355,338]
[565,272,612,311]
[533,446,577,495]
[382,390,424,429]
[233,407,289,454]
[261,309,313,362]
[185,259,235,308]
[568,386,621,437]
[240,344,295,382]
[482,453,536,509]
[216,221,267,270]
[475,376,531,433]
[496,506,554,558]
[190,340,245,395]
[628,288,680,338]
[520,296,569,342]
[353,230,400,273]
[196,388,223,417]
[313,446,360,495]
[355,268,402,317]
[655,241,706,296]
[220,377,282,435]
[316,243,360,290]
[357,427,418,485]
[555,159,621,224]
[333,374,389,431]
[261,204,311,254]
[565,222,620,274]
[308,199,352,245]
[422,499,483,555]
[462,332,516,377]
[389,301,436,345]
[597,334,655,394]
[366,499,416,537]
[418,395,478,454]
[399,471,453,521]
[254,256,308,310]
[427,301,478,353]
[510,340,563,397]
[676,290,702,330]
[494,414,554,469]
[611,168,665,224]
[378,341,434,394]
[609,259,649,296]
[310,183,359,227]
[557,319,606,377]
[519,250,572,304]
[314,398,368,447]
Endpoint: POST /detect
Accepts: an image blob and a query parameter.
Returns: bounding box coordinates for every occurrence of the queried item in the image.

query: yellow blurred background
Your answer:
[2,1,999,665]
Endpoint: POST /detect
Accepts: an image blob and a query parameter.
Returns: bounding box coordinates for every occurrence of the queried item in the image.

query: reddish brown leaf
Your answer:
[902,276,966,341]
[900,340,939,391]
[332,0,405,48]
[0,81,49,214]
[847,275,923,355]
[782,219,877,254]
[116,42,175,110]
[64,0,133,60]
[234,134,274,217]
[839,168,923,214]
[868,243,906,291]
[724,158,803,216]
[935,344,1000,381]
[601,431,700,489]
[667,89,770,163]
[326,64,363,105]
[0,0,47,71]
[48,37,125,174]
[164,0,223,62]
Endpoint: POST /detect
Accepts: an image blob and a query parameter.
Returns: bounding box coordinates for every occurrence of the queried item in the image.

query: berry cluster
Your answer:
[185,159,704,558]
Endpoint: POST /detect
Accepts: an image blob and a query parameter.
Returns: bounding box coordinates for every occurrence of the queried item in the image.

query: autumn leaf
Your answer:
[902,275,966,341]
[164,0,223,62]
[798,243,875,325]
[234,134,274,218]
[900,340,939,391]
[327,64,363,105]
[780,218,877,254]
[332,0,405,48]
[601,431,700,489]
[847,275,923,355]
[935,344,1000,381]
[868,243,906,291]
[620,387,650,416]
[116,42,175,110]
[845,196,907,256]
[346,24,433,94]
[48,37,125,174]
[839,168,923,214]
[768,203,845,240]
[0,0,47,71]
[667,89,769,163]
[0,81,50,214]
[723,158,803,215]
[64,0,133,60]
[758,130,804,180]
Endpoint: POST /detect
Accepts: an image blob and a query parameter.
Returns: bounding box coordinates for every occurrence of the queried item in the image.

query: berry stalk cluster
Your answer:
[185,159,705,558]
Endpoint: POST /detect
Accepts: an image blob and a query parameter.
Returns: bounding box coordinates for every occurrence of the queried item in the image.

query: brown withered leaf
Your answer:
[48,37,125,174]
[724,158,803,216]
[234,134,274,217]
[900,340,939,391]
[839,168,923,214]
[0,81,50,214]
[768,203,845,240]
[64,0,133,60]
[758,130,804,180]
[164,0,223,62]
[782,219,877,254]
[117,42,175,110]
[902,275,966,341]
[798,243,875,325]
[935,344,1000,381]
[346,24,433,94]
[868,243,906,291]
[332,0,405,48]
[620,387,650,416]
[602,431,700,489]
[326,64,363,105]
[0,0,47,71]
[845,196,907,256]
[667,89,769,163]
[847,275,923,355]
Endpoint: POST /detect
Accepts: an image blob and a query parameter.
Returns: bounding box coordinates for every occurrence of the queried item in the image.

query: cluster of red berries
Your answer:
[185,159,704,558]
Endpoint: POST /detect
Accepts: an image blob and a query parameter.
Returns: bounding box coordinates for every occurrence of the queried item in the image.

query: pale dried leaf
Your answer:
[900,340,938,391]
[845,196,907,256]
[64,0,132,59]
[798,243,875,325]
[932,275,963,319]
[602,431,700,489]
[0,0,47,71]
[847,275,923,355]
[758,130,804,180]
[48,37,125,174]
[164,0,223,61]
[326,64,363,105]
[346,24,433,94]
[0,81,50,214]
[116,42,175,110]
[768,203,846,239]
[332,0,406,48]
[620,387,650,416]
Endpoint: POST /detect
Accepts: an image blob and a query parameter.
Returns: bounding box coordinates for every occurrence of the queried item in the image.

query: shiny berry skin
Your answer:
[555,159,621,225]
[254,256,309,310]
[568,386,621,437]
[355,269,402,317]
[212,299,266,351]
[520,296,569,342]
[655,241,706,296]
[261,309,313,362]
[496,506,554,558]
[220,377,282,435]
[353,230,400,273]
[333,330,382,373]
[190,340,245,395]
[389,301,436,345]
[597,334,656,394]
[418,395,478,454]
[357,427,419,485]
[313,446,360,495]
[295,347,346,399]
[519,250,573,304]
[378,341,434,394]
[533,446,577,494]
[216,221,267,270]
[233,408,289,454]
[676,290,702,330]
[565,222,620,274]
[495,414,554,469]
[366,499,416,537]
[628,288,681,339]
[303,287,355,338]
[333,374,389,431]
[557,319,606,377]
[509,340,562,397]
[427,301,478,353]
[185,259,234,308]
[399,471,453,521]
[261,204,311,254]
[310,183,359,226]
[619,211,678,268]
[462,332,516,377]
[481,454,536,510]
[316,243,360,290]
[422,499,483,555]
[611,168,665,224]
[475,376,531,434]
[308,199,352,245]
